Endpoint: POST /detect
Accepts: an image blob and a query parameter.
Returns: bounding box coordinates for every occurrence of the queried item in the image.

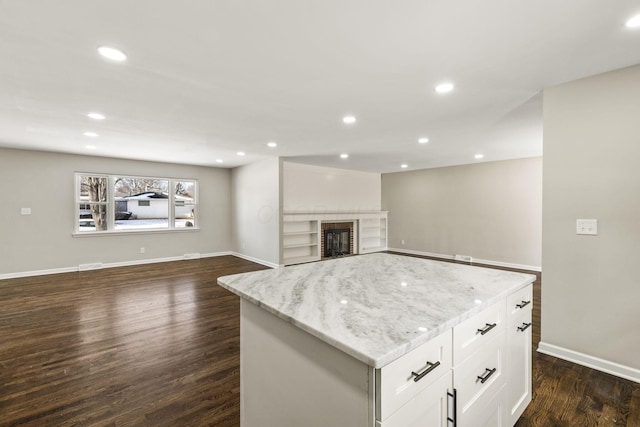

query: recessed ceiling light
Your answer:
[401,164,408,168]
[342,115,356,124]
[97,46,127,62]
[340,153,349,159]
[267,142,277,148]
[216,159,223,163]
[85,145,97,150]
[237,151,245,156]
[87,112,105,120]
[474,154,484,159]
[84,132,98,137]
[435,82,454,93]
[418,137,429,144]
[625,14,640,28]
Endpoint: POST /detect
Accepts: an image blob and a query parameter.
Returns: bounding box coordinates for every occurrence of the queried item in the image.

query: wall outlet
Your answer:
[576,219,598,235]
[140,247,145,254]
[454,254,473,263]
[401,239,405,245]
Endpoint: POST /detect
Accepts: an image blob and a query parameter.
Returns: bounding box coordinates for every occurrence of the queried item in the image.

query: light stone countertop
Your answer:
[217,253,536,368]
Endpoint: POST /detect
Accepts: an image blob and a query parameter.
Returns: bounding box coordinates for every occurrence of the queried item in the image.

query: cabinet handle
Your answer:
[476,322,497,335]
[476,368,497,384]
[447,389,457,427]
[517,322,532,332]
[410,360,441,382]
[516,300,531,309]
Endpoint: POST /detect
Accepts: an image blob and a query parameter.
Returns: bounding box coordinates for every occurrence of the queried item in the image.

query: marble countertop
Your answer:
[217,253,535,368]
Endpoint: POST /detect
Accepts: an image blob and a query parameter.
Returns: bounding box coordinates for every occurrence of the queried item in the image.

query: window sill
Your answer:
[72,228,200,237]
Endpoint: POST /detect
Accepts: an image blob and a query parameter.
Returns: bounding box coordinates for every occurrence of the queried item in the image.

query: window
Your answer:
[75,173,198,234]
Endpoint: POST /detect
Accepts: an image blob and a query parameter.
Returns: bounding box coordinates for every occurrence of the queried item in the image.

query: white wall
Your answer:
[381,157,542,269]
[231,157,281,266]
[541,64,640,380]
[283,162,381,212]
[0,148,232,277]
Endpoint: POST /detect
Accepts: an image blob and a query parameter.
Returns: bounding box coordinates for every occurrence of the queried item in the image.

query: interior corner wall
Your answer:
[381,157,542,269]
[541,64,640,374]
[282,162,381,212]
[0,148,232,276]
[231,157,280,266]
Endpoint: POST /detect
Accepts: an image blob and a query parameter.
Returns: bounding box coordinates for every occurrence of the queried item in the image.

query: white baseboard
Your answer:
[538,342,640,383]
[387,247,541,272]
[230,252,280,269]
[0,266,78,280]
[0,252,234,280]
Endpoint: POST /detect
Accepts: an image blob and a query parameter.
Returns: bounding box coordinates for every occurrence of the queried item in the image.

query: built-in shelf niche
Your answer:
[282,212,387,266]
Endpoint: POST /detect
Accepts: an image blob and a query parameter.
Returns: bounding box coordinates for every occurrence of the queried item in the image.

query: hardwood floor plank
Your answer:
[1,254,638,426]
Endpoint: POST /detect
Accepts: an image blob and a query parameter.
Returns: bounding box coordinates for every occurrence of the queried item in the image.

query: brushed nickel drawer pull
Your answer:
[517,322,532,332]
[411,360,441,382]
[516,300,531,309]
[477,368,497,384]
[476,322,497,335]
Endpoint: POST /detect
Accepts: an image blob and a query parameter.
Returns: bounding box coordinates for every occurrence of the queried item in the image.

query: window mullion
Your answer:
[108,175,115,231]
[169,179,175,229]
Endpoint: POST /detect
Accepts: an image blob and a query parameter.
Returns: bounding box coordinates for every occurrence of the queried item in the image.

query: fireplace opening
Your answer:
[324,228,351,258]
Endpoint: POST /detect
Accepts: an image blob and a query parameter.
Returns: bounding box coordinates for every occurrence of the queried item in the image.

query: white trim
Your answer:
[0,252,233,281]
[538,342,640,383]
[230,252,280,269]
[0,266,78,280]
[387,248,541,272]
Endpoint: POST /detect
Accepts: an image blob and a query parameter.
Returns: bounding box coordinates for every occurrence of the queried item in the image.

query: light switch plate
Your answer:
[21,207,31,215]
[576,219,597,235]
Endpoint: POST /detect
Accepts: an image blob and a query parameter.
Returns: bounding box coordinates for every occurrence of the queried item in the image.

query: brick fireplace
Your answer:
[320,221,355,259]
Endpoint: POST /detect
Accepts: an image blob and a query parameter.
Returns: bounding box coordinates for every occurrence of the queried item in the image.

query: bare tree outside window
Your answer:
[80,176,108,231]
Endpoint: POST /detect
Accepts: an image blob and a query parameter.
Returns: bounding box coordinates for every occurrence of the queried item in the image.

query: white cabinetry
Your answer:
[374,287,531,427]
[453,300,507,426]
[236,284,533,427]
[506,284,533,425]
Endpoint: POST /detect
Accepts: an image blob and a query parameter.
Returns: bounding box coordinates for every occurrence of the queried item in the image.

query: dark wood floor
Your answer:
[1,255,638,426]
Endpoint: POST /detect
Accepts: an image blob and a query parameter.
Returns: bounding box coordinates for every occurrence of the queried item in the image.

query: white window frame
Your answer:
[74,173,198,236]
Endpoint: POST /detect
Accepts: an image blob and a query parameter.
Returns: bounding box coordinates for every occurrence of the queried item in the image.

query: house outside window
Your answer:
[75,173,197,234]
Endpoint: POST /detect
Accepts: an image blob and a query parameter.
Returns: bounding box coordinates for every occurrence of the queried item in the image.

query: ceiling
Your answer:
[0,1,639,173]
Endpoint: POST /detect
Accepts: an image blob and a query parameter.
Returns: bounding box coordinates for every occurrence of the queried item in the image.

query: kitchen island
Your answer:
[218,253,535,426]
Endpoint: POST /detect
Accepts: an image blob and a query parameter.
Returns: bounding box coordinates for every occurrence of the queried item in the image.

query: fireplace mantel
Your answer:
[281,211,387,266]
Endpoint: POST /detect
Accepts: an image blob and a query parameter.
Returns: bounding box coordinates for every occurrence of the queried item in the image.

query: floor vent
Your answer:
[183,253,201,260]
[79,263,103,271]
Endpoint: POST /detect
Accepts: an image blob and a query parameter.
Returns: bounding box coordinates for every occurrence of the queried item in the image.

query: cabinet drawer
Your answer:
[453,330,506,424]
[376,329,452,421]
[507,284,533,318]
[453,301,505,365]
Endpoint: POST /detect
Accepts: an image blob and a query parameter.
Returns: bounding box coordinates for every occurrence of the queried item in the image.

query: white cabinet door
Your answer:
[506,309,532,425]
[377,372,451,427]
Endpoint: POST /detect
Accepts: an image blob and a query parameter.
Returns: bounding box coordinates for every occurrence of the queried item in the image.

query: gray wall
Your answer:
[382,157,542,269]
[541,65,640,372]
[231,157,280,266]
[0,148,232,276]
